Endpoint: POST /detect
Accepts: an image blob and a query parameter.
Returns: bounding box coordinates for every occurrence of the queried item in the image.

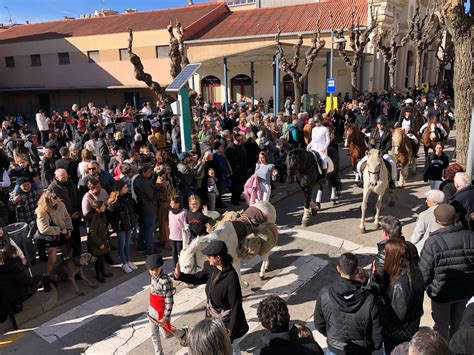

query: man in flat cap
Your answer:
[419,204,474,341]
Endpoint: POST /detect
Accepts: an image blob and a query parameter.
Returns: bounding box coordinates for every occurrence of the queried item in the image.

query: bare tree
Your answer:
[407,1,440,87]
[127,28,170,103]
[275,19,325,113]
[435,36,454,88]
[436,0,473,166]
[167,20,190,79]
[332,8,377,99]
[372,24,410,91]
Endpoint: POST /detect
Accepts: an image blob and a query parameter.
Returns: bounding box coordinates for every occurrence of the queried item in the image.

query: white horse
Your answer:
[179,200,278,282]
[360,149,395,232]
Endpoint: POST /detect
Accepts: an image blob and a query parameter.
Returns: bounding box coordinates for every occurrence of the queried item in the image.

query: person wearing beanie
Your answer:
[419,204,474,341]
[146,254,188,354]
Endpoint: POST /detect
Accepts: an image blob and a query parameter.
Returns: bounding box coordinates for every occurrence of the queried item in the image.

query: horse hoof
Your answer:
[311,209,317,216]
[302,220,308,227]
[259,275,265,280]
[332,199,337,205]
[360,227,366,233]
[316,203,321,210]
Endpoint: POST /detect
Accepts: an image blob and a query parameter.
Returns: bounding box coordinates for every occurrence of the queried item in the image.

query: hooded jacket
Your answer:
[177,261,248,341]
[260,325,324,355]
[314,277,382,354]
[449,301,474,354]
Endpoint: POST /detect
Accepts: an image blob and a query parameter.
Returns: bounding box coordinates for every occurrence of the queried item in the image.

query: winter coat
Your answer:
[355,114,370,131]
[439,179,457,202]
[260,325,324,355]
[84,211,109,256]
[47,179,81,215]
[380,266,424,340]
[177,262,249,341]
[374,238,419,276]
[55,158,78,184]
[419,224,474,303]
[177,162,205,190]
[449,302,474,354]
[314,277,382,354]
[36,201,73,236]
[132,174,159,216]
[423,152,449,182]
[40,157,56,188]
[410,205,441,253]
[213,152,232,191]
[225,142,248,181]
[168,209,186,241]
[108,194,136,232]
[449,185,474,230]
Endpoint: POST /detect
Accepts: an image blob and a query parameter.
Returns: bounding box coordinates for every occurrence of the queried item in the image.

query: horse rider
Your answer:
[357,116,397,189]
[306,114,330,184]
[394,104,419,158]
[419,108,447,140]
[355,105,370,135]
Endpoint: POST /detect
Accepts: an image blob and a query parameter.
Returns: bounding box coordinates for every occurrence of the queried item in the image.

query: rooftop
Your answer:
[0,2,226,44]
[189,0,368,40]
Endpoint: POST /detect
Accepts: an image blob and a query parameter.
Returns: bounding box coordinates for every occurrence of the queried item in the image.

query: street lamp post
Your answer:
[328,31,346,112]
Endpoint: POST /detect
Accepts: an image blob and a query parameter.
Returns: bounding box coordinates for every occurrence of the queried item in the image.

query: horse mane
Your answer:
[392,128,406,146]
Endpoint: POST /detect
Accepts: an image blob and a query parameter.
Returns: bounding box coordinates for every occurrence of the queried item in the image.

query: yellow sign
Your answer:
[325,96,338,113]
[421,82,429,93]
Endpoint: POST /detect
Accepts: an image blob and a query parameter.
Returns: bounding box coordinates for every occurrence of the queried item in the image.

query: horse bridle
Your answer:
[368,165,381,180]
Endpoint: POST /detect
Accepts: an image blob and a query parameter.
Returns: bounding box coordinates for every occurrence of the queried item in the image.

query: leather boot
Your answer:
[320,169,328,185]
[42,276,52,292]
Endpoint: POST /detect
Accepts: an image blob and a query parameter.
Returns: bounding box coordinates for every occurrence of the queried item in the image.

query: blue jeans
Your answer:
[138,214,156,252]
[117,229,132,264]
[172,142,181,156]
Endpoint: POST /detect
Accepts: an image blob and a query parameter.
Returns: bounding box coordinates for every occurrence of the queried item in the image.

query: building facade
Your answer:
[0,0,440,116]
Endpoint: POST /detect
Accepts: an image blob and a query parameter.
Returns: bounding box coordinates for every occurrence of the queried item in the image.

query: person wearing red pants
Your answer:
[145,254,187,355]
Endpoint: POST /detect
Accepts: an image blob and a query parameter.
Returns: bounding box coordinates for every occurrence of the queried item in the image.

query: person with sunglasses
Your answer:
[35,190,72,292]
[78,161,112,196]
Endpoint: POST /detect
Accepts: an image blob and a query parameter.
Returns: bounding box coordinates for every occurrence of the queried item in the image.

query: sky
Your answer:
[0,0,209,24]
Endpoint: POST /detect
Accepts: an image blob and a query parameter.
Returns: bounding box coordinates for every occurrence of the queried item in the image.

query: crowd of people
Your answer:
[0,84,472,354]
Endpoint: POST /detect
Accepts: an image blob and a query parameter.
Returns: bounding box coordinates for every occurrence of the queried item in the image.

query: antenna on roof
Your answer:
[4,6,13,24]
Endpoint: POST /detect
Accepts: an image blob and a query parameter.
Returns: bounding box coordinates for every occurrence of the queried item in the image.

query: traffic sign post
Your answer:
[326,77,336,111]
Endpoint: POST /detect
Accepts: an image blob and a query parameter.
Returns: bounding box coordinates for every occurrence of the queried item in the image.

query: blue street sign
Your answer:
[326,78,336,93]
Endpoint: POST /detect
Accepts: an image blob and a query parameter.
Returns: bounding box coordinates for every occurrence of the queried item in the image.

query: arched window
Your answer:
[201,75,222,107]
[231,74,252,103]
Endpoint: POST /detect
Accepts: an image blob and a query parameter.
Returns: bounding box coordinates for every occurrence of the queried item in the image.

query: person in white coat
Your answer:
[411,189,445,253]
[35,109,50,146]
[306,115,330,183]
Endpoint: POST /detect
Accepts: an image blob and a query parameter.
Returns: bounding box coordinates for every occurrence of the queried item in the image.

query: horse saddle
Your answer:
[310,151,334,174]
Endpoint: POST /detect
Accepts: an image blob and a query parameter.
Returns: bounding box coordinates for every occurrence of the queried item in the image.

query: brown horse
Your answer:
[391,128,416,188]
[344,124,367,183]
[422,117,450,156]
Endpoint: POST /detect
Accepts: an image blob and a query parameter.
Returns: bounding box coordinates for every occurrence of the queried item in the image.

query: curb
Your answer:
[0,286,58,335]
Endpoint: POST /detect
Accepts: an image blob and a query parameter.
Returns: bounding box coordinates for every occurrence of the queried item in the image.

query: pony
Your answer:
[344,124,368,183]
[360,149,395,232]
[178,200,278,282]
[422,117,450,157]
[286,147,340,227]
[391,128,416,187]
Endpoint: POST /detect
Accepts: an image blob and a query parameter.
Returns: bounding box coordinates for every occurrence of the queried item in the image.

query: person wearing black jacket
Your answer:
[225,131,248,206]
[419,204,474,340]
[449,172,474,230]
[314,253,382,355]
[174,241,248,352]
[374,216,419,277]
[133,164,159,255]
[258,295,323,355]
[355,106,370,133]
[449,297,474,354]
[377,239,424,354]
[40,147,56,188]
[48,168,82,256]
[55,147,79,184]
[423,142,449,190]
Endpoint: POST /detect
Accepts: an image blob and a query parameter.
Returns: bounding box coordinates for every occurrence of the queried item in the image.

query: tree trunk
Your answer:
[350,66,359,99]
[388,63,396,92]
[452,36,472,166]
[414,49,423,87]
[293,79,301,114]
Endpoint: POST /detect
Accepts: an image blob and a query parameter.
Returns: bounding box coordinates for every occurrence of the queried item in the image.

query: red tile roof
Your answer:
[190,0,368,40]
[0,2,227,44]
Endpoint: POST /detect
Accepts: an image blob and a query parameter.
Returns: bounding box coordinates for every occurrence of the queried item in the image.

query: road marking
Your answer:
[0,332,25,347]
[279,227,378,255]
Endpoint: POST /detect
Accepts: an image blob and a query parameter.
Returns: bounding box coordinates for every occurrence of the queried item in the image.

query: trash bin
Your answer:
[3,222,35,263]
